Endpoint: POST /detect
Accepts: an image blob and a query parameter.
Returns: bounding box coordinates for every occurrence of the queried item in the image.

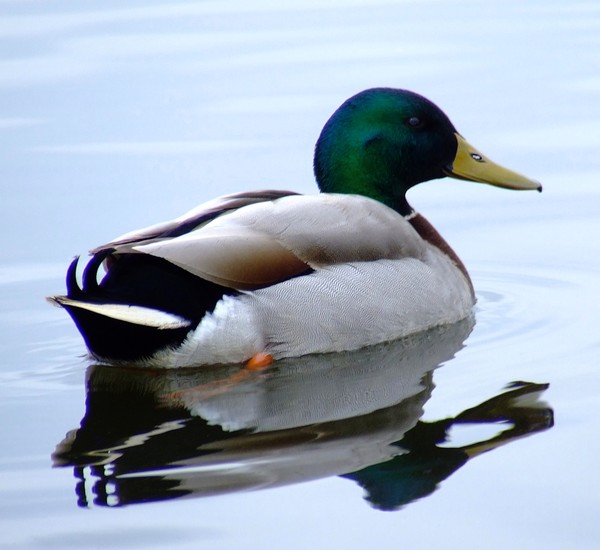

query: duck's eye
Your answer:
[407,116,423,128]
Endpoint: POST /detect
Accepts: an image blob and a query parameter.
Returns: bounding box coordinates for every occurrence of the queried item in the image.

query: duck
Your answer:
[49,88,541,368]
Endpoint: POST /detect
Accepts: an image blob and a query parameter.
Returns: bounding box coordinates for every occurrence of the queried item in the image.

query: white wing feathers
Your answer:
[128,194,426,291]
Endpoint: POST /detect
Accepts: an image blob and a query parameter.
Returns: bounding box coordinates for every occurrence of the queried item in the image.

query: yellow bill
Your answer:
[445,133,542,192]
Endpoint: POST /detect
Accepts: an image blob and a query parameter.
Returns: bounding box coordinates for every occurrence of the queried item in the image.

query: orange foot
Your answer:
[245,352,274,371]
[161,353,274,405]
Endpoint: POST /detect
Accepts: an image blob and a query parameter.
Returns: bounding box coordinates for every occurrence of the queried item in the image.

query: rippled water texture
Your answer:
[1,1,599,549]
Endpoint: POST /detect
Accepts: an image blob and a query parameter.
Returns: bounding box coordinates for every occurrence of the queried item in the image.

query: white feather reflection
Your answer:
[53,317,552,510]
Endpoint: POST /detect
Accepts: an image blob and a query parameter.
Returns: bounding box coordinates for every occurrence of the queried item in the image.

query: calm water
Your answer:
[1,1,599,548]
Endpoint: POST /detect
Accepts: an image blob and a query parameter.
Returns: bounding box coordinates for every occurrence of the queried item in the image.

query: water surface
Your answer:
[1,1,599,548]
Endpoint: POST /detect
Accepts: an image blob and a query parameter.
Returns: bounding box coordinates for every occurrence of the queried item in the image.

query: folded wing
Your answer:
[126,193,425,291]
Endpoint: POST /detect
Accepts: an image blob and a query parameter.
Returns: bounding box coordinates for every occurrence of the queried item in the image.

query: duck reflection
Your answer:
[53,318,553,510]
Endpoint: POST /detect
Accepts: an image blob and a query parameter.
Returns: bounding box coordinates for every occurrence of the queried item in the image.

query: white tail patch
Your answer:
[49,297,191,330]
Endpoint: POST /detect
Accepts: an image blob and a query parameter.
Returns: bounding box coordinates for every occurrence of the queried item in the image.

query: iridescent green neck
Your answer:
[314,125,413,214]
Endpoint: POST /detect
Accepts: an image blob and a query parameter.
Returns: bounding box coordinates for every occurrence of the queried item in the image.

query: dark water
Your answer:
[1,1,599,548]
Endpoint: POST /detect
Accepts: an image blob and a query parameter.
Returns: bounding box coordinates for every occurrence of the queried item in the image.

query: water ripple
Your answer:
[470,265,594,368]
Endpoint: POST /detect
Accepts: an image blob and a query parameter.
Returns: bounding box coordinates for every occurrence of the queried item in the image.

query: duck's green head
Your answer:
[314,88,541,215]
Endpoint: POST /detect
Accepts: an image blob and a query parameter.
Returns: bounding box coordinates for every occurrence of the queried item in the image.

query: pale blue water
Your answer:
[1,1,599,548]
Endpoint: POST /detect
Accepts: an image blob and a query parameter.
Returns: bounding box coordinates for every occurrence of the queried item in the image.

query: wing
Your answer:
[132,194,426,290]
[91,189,300,254]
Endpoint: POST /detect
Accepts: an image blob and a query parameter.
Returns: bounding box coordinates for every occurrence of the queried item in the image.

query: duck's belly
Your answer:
[166,253,474,368]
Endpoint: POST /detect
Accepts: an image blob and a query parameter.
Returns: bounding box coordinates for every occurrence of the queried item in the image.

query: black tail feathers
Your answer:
[57,252,237,362]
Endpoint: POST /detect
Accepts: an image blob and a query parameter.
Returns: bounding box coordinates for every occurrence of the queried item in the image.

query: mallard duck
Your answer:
[49,88,541,368]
